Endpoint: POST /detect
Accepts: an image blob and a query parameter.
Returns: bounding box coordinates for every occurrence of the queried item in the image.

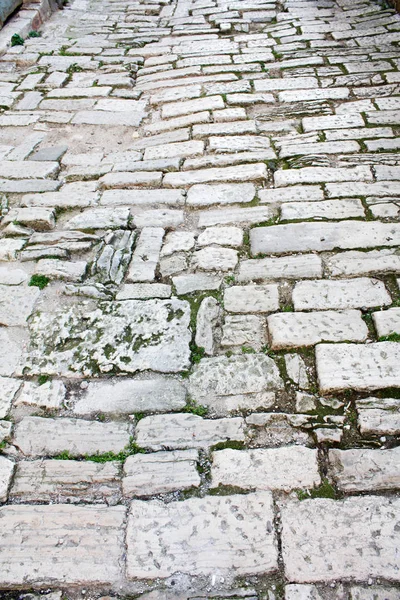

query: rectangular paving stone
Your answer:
[10,460,121,503]
[373,308,400,338]
[292,278,391,311]
[254,77,318,91]
[74,378,186,415]
[162,94,224,118]
[302,113,365,132]
[126,227,164,282]
[259,185,324,204]
[0,161,59,180]
[281,199,365,221]
[198,206,276,227]
[0,456,14,502]
[100,189,184,206]
[238,255,323,281]
[164,163,267,187]
[135,413,245,450]
[267,310,367,350]
[116,283,172,299]
[316,342,400,393]
[325,250,400,277]
[326,181,400,198]
[123,450,200,496]
[274,166,372,186]
[127,492,278,578]
[13,417,131,457]
[143,140,204,160]
[278,88,350,102]
[211,447,320,491]
[224,284,279,313]
[281,496,400,582]
[250,222,400,255]
[0,504,125,586]
[329,447,400,492]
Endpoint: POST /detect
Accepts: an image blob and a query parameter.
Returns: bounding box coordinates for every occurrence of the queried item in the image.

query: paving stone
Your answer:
[132,210,184,228]
[164,163,267,187]
[22,183,99,209]
[135,413,245,450]
[267,310,368,350]
[280,199,365,221]
[100,189,184,207]
[293,278,391,311]
[0,505,125,585]
[281,496,400,582]
[15,380,66,410]
[193,246,238,271]
[25,299,191,376]
[161,232,195,257]
[162,95,224,118]
[143,140,204,160]
[0,377,21,418]
[101,171,163,189]
[224,284,279,313]
[34,259,87,282]
[325,250,400,277]
[0,455,14,502]
[74,378,186,415]
[0,267,27,286]
[64,208,130,230]
[126,492,278,578]
[198,226,243,248]
[285,354,310,389]
[0,285,40,326]
[126,227,164,282]
[221,314,266,351]
[250,222,400,255]
[329,447,400,492]
[3,208,55,231]
[123,450,200,497]
[259,186,324,204]
[198,205,276,227]
[116,283,172,300]
[238,255,323,281]
[0,328,24,377]
[246,412,311,447]
[372,308,400,338]
[173,273,222,295]
[10,460,121,503]
[0,161,59,180]
[274,166,372,186]
[211,447,320,491]
[316,342,400,393]
[14,417,131,457]
[355,397,400,436]
[195,296,221,355]
[187,183,255,206]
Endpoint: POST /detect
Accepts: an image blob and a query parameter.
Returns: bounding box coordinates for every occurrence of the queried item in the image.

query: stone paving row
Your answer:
[0,0,400,596]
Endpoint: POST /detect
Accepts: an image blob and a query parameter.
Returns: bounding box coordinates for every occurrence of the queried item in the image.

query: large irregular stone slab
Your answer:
[329,447,400,492]
[267,310,368,349]
[24,299,191,376]
[211,447,320,491]
[13,417,131,457]
[10,460,121,503]
[0,285,40,327]
[316,342,400,393]
[135,413,245,450]
[188,354,282,414]
[74,378,186,415]
[250,222,400,255]
[123,450,200,497]
[0,504,125,586]
[292,278,391,311]
[126,492,278,578]
[281,496,400,582]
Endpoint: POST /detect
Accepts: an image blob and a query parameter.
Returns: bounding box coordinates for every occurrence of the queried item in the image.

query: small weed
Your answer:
[296,478,337,501]
[54,450,71,460]
[133,412,146,422]
[379,333,400,342]
[38,375,50,386]
[211,440,245,451]
[28,30,42,38]
[0,440,7,451]
[224,275,235,286]
[66,63,83,74]
[190,342,205,364]
[11,34,24,47]
[182,397,208,417]
[281,304,294,312]
[29,275,49,290]
[241,346,256,354]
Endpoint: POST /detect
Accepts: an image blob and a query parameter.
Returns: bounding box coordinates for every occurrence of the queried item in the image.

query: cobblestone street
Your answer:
[0,0,400,596]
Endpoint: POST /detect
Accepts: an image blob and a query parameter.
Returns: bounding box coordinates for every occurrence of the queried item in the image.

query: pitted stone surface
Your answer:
[126,492,278,578]
[24,299,191,376]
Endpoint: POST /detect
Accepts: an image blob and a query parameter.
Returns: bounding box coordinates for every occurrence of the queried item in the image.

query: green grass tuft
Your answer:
[29,275,49,290]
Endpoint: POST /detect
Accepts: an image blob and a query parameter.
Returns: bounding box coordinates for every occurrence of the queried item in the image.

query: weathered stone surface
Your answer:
[246,412,311,447]
[281,496,400,582]
[197,226,243,247]
[195,296,221,355]
[356,397,400,436]
[316,342,400,393]
[221,314,266,351]
[14,417,131,457]
[74,378,186,415]
[164,163,267,187]
[251,222,400,255]
[238,255,322,281]
[173,273,222,295]
[34,260,87,282]
[0,377,21,418]
[325,250,400,277]
[267,310,368,349]
[126,492,278,578]
[15,380,66,410]
[25,299,191,376]
[211,447,320,491]
[0,505,125,585]
[198,205,275,227]
[373,308,400,338]
[285,354,310,389]
[293,278,391,311]
[0,456,14,502]
[127,227,164,282]
[135,413,245,450]
[0,267,28,286]
[3,208,55,231]
[193,246,238,271]
[0,329,24,377]
[123,450,200,496]
[0,285,40,327]
[329,447,400,492]
[116,284,172,300]
[224,285,279,313]
[161,232,195,257]
[10,460,121,503]
[189,354,282,414]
